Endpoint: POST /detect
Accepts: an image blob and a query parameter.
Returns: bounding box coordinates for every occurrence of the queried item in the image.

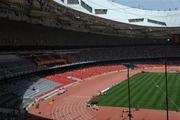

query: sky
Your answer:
[114,0,180,10]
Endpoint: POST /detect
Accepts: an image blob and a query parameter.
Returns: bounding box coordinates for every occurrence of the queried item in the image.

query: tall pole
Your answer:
[127,66,132,120]
[165,57,169,120]
[165,39,170,120]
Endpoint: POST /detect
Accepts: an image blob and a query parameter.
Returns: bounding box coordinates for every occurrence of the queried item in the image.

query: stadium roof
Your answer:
[54,0,180,27]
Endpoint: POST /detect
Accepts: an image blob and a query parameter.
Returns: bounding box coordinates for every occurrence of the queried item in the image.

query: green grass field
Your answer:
[94,72,180,111]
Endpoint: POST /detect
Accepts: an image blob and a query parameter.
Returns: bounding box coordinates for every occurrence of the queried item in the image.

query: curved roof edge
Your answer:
[54,0,180,27]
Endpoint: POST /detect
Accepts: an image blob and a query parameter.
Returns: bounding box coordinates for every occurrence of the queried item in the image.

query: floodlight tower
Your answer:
[123,63,134,120]
[165,38,170,120]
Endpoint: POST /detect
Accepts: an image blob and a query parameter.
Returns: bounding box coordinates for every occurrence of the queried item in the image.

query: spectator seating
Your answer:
[1,45,180,80]
[0,55,36,80]
[0,90,19,110]
[20,53,69,67]
[0,76,60,108]
[136,64,164,69]
[45,65,126,84]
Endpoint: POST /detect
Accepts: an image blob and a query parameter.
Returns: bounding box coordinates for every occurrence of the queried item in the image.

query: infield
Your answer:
[93,72,180,111]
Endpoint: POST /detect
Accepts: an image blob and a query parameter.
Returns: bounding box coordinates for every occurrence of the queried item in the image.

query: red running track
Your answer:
[28,67,180,120]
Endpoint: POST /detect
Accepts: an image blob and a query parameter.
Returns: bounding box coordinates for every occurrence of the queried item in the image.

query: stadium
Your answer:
[0,0,180,120]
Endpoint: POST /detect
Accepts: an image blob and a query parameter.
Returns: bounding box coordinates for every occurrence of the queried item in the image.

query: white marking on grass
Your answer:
[151,74,180,110]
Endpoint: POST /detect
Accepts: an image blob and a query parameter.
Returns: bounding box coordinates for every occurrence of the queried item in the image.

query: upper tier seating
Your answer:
[1,45,180,80]
[20,53,69,67]
[0,53,71,80]
[0,55,36,80]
